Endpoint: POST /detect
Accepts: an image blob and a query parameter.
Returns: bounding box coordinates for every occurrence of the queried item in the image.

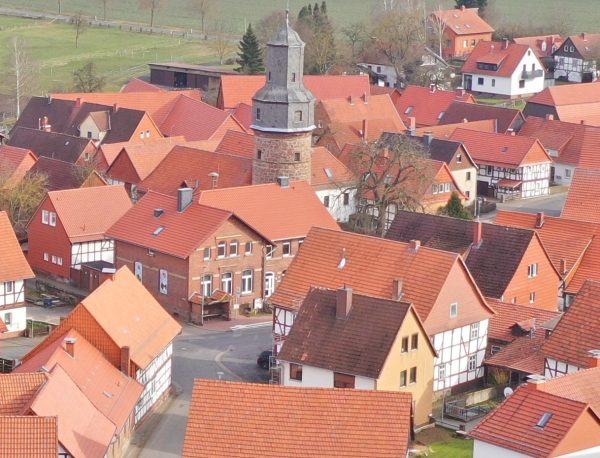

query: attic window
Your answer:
[404,106,414,114]
[501,147,508,153]
[536,412,553,429]
[324,168,333,178]
[153,226,165,236]
[437,111,445,120]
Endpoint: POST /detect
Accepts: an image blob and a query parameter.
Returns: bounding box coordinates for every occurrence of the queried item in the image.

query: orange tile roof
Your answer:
[97,136,187,169]
[538,366,600,412]
[431,7,494,35]
[182,379,412,458]
[137,146,252,195]
[487,297,561,343]
[470,384,595,458]
[311,146,355,188]
[394,85,475,127]
[565,237,600,295]
[214,129,255,158]
[30,364,115,458]
[197,181,340,241]
[106,142,175,183]
[120,78,165,93]
[323,118,405,151]
[218,74,371,109]
[513,35,563,58]
[562,168,600,223]
[107,191,244,258]
[319,93,406,127]
[462,41,532,77]
[543,280,600,368]
[0,373,47,415]
[414,119,497,138]
[528,82,600,107]
[269,227,492,332]
[231,102,252,130]
[0,145,37,187]
[485,332,547,375]
[0,211,34,283]
[494,210,599,280]
[15,329,143,433]
[450,128,552,167]
[44,186,132,243]
[0,416,58,458]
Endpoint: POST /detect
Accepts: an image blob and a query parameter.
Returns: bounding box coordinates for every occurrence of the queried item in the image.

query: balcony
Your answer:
[521,69,544,79]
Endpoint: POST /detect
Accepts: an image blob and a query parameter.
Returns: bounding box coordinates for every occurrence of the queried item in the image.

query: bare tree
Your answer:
[73,62,106,92]
[430,6,447,58]
[209,21,236,65]
[101,0,110,21]
[72,14,87,48]
[57,0,61,14]
[189,0,213,34]
[139,0,165,28]
[345,134,433,236]
[342,22,368,61]
[6,36,37,119]
[256,10,287,49]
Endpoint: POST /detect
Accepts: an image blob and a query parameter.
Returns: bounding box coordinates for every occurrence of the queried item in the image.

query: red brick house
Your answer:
[106,189,272,321]
[27,186,132,282]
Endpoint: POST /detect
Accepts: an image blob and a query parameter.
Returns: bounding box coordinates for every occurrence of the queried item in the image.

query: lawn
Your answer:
[415,427,473,458]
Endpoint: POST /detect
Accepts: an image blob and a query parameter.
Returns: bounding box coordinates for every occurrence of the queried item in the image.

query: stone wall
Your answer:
[253,131,312,184]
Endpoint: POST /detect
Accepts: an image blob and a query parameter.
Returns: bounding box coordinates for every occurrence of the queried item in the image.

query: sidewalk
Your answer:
[190,314,272,332]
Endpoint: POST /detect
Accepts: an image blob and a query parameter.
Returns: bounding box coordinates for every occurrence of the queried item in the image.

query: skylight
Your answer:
[153,226,165,236]
[324,168,333,178]
[536,412,553,429]
[404,106,414,114]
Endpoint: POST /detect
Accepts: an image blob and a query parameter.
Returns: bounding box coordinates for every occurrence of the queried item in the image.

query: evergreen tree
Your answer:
[235,24,264,74]
[440,192,472,220]
[307,3,312,15]
[454,0,488,13]
[321,1,327,15]
[298,5,309,20]
[313,3,320,17]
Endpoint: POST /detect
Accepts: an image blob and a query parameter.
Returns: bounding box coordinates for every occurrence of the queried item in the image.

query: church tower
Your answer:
[251,14,315,185]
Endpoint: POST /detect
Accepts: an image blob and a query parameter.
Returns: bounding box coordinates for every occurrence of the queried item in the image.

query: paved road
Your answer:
[126,322,272,458]
[480,191,567,221]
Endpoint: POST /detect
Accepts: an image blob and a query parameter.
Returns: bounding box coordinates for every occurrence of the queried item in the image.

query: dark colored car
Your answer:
[257,350,272,369]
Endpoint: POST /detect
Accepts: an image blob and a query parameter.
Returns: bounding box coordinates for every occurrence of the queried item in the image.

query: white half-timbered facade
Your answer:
[544,357,581,379]
[0,280,27,333]
[433,319,489,391]
[274,306,296,354]
[553,35,600,83]
[477,162,550,199]
[71,239,115,267]
[135,343,173,423]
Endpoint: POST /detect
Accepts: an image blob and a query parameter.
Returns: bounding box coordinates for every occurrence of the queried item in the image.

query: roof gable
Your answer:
[0,211,34,282]
[562,168,600,223]
[431,7,494,36]
[462,41,535,78]
[440,101,524,133]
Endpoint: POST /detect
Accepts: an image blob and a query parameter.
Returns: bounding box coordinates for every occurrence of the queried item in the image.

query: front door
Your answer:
[264,272,275,297]
[463,74,472,91]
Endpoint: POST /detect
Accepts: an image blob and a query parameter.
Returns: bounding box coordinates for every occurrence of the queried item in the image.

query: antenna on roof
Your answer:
[286,0,289,25]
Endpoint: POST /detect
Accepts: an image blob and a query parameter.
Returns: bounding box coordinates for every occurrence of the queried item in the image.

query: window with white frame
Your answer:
[4,312,11,325]
[202,275,212,297]
[565,169,572,178]
[456,154,462,163]
[3,281,14,294]
[438,364,446,381]
[530,291,536,303]
[49,212,56,227]
[468,354,477,371]
[528,263,539,278]
[221,272,233,294]
[229,240,238,257]
[51,255,57,264]
[470,322,479,340]
[203,247,211,260]
[245,241,253,255]
[217,242,226,258]
[159,269,168,294]
[241,270,253,294]
[282,241,291,257]
[43,253,49,262]
[57,257,63,266]
[450,302,458,318]
[265,245,274,259]
[42,210,49,224]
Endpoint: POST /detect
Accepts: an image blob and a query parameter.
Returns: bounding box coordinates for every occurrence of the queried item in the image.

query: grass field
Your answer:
[0,0,599,33]
[429,438,474,457]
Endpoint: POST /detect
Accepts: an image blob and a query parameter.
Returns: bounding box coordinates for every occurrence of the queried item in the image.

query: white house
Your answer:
[0,211,34,335]
[462,41,545,98]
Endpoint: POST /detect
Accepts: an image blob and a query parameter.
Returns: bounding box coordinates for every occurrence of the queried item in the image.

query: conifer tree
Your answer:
[235,24,265,74]
[441,192,472,220]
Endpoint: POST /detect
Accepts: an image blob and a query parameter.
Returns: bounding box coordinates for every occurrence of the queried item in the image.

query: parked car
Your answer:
[257,350,272,369]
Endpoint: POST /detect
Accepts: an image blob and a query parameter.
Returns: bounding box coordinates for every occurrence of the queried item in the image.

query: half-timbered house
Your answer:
[553,33,600,83]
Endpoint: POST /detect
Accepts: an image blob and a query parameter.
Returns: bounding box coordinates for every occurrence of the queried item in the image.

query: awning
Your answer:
[496,179,522,189]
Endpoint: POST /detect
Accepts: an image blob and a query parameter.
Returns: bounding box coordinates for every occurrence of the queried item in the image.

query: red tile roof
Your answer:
[431,7,494,35]
[462,41,533,77]
[97,136,186,169]
[137,146,252,195]
[394,85,474,127]
[182,379,412,458]
[0,373,47,415]
[470,384,596,458]
[538,366,600,412]
[218,74,371,109]
[311,146,355,188]
[43,186,132,243]
[414,119,497,138]
[30,364,116,458]
[487,298,561,344]
[214,129,255,159]
[543,280,600,369]
[120,78,165,93]
[485,332,547,375]
[565,237,600,295]
[279,287,433,378]
[494,210,599,280]
[15,329,143,433]
[450,128,552,167]
[197,181,340,241]
[513,35,563,58]
[0,416,58,458]
[440,101,524,133]
[0,211,34,283]
[106,142,175,184]
[230,102,253,130]
[562,168,600,223]
[0,145,37,186]
[107,191,248,258]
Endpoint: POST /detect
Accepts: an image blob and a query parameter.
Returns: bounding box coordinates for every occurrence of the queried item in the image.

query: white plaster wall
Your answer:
[3,307,26,333]
[553,163,574,185]
[316,188,356,223]
[451,167,477,202]
[474,440,532,458]
[281,361,375,389]
[0,279,25,306]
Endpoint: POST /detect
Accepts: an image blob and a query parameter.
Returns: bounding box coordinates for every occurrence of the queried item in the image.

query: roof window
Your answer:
[153,226,165,236]
[536,412,553,429]
[324,168,333,178]
[404,106,414,115]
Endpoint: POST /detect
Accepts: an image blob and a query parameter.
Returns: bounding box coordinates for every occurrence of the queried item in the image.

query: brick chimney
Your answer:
[336,287,353,319]
[392,278,403,301]
[64,337,76,357]
[409,240,421,252]
[545,114,554,121]
[362,119,368,140]
[535,212,545,228]
[429,83,436,93]
[407,117,416,135]
[113,103,119,113]
[75,97,83,107]
[525,374,546,390]
[455,87,465,97]
[120,346,131,375]
[587,350,600,368]
[362,92,368,104]
[473,221,483,247]
[560,258,567,275]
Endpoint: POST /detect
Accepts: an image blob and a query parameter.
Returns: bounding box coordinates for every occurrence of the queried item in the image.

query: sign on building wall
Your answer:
[134,261,143,281]
[159,269,168,294]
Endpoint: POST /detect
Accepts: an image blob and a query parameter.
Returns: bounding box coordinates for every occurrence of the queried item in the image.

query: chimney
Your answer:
[429,83,436,93]
[587,350,600,368]
[208,172,219,189]
[535,212,544,228]
[47,94,52,105]
[64,337,76,357]
[409,240,421,252]
[75,97,83,107]
[336,287,353,319]
[526,374,546,390]
[362,119,368,140]
[277,176,290,188]
[581,32,587,40]
[460,4,465,10]
[154,208,164,218]
[362,91,368,104]
[455,87,465,97]
[40,116,51,133]
[120,346,131,375]
[504,39,510,50]
[113,102,119,113]
[177,187,193,212]
[407,117,416,135]
[423,132,433,146]
[392,278,403,301]
[581,120,585,125]
[560,258,567,275]
[349,95,355,105]
[545,114,554,121]
[473,221,483,247]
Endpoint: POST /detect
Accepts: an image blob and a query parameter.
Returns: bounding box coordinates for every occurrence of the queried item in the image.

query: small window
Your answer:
[145,130,150,138]
[291,72,296,82]
[491,78,495,87]
[265,245,274,259]
[563,45,568,52]
[333,372,355,388]
[268,71,271,81]
[376,66,381,73]
[245,241,253,255]
[4,312,11,325]
[4,281,14,294]
[466,171,471,181]
[57,257,63,266]
[42,210,49,225]
[491,345,502,355]
[536,412,553,429]
[294,110,303,122]
[343,192,350,206]
[49,212,57,227]
[290,363,302,381]
[140,132,144,139]
[229,240,238,257]
[466,190,471,198]
[256,108,261,120]
[530,291,536,303]
[51,255,57,264]
[159,268,168,294]
[438,364,446,381]
[87,131,92,139]
[202,274,212,297]
[43,252,49,261]
[294,152,301,162]
[463,40,468,47]
[478,77,484,85]
[217,242,226,258]
[528,263,538,278]
[242,269,253,294]
[468,354,477,371]
[519,80,525,88]
[400,370,407,387]
[471,322,479,340]
[487,165,494,175]
[457,154,462,163]
[411,333,418,350]
[282,241,292,257]
[257,149,263,160]
[401,336,409,353]
[409,366,417,384]
[471,39,476,46]
[570,46,574,52]
[323,196,330,208]
[565,169,572,178]
[221,272,233,294]
[203,247,211,260]
[450,302,458,318]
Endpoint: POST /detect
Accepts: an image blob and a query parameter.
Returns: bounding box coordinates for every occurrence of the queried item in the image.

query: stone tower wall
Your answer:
[252,132,312,184]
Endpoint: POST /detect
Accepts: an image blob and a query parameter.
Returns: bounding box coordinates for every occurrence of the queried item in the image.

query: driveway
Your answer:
[126,321,272,457]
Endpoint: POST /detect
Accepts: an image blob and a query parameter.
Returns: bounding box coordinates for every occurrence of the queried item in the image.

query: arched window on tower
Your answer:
[294,110,303,122]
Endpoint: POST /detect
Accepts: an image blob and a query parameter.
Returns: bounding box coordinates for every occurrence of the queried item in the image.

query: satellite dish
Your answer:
[504,387,514,398]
